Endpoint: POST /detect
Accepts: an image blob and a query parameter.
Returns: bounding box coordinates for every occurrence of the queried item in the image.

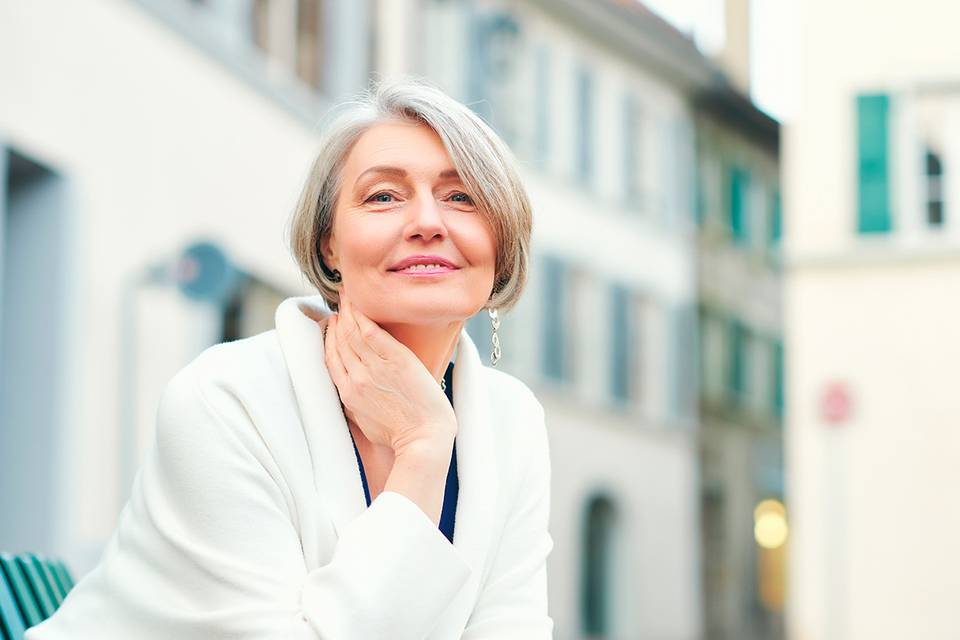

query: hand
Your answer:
[323,292,457,454]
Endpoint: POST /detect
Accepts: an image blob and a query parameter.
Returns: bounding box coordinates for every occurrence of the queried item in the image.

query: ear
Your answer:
[319,232,338,271]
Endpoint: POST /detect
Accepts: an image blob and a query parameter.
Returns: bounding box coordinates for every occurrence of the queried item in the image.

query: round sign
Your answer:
[175,240,242,303]
[820,382,853,425]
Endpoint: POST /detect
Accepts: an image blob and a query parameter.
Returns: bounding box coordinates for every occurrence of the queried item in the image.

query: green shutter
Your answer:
[857,93,892,233]
[728,319,748,405]
[729,167,750,243]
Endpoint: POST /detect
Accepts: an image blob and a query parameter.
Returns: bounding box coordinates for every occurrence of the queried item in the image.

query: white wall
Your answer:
[785,1,960,638]
[0,0,318,572]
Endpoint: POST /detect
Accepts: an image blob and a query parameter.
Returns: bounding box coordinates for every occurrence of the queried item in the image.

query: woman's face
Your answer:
[321,119,498,326]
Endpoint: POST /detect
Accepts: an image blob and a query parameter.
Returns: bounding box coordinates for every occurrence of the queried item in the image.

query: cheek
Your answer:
[458,219,498,270]
[338,225,391,270]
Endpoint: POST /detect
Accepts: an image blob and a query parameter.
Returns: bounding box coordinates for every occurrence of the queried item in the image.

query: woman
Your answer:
[25,77,553,639]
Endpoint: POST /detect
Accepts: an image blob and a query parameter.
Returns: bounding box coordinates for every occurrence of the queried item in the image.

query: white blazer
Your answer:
[25,294,554,639]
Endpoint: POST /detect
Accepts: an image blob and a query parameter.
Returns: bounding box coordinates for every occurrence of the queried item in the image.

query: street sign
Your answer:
[820,381,853,425]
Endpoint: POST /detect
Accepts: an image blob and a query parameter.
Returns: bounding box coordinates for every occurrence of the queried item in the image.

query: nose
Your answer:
[403,191,448,242]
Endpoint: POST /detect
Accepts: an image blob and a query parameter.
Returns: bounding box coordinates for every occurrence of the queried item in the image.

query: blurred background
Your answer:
[0,0,957,638]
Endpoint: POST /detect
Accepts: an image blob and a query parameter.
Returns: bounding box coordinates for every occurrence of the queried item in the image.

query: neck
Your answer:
[379,320,463,384]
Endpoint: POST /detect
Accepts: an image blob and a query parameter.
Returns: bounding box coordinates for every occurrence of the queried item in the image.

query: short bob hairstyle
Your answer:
[287,76,532,314]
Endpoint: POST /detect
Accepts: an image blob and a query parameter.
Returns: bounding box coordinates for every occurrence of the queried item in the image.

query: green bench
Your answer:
[0,552,75,640]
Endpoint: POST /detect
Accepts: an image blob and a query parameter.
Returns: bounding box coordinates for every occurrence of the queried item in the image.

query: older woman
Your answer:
[25,77,553,639]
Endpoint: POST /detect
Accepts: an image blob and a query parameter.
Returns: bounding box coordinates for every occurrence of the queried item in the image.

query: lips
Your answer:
[388,255,460,271]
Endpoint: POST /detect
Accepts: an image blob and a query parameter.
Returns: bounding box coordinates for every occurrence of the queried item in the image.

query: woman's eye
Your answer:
[366,192,395,203]
[450,192,474,204]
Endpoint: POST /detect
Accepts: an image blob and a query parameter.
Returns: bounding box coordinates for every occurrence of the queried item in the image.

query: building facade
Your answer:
[694,86,785,640]
[784,1,960,640]
[2,1,783,638]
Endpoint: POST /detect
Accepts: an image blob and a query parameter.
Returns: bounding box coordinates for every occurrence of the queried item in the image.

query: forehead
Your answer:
[343,120,453,176]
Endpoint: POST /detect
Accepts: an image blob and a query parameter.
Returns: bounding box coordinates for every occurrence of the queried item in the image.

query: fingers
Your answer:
[341,294,390,362]
[332,311,363,376]
[342,295,395,361]
[323,316,348,386]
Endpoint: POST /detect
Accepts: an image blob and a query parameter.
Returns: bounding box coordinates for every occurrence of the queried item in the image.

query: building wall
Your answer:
[0,0,322,571]
[785,1,960,638]
[695,105,784,640]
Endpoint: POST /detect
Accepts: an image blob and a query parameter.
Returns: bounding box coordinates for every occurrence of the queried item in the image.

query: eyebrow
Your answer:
[353,165,461,186]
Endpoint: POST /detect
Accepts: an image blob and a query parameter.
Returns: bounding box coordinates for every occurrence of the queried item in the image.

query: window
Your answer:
[698,306,726,403]
[251,0,270,52]
[729,166,750,244]
[770,188,782,246]
[533,45,551,168]
[622,92,641,208]
[772,339,784,420]
[695,158,706,227]
[581,495,616,637]
[470,11,522,145]
[925,147,945,227]
[295,0,324,90]
[608,283,639,403]
[728,319,749,406]
[857,93,892,233]
[541,255,569,381]
[575,65,594,187]
[250,0,326,91]
[670,302,697,420]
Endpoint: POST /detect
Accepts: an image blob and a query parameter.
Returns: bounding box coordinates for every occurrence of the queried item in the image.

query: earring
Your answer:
[331,269,342,283]
[488,308,501,367]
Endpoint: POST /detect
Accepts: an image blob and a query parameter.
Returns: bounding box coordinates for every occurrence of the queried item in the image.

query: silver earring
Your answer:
[331,269,342,283]
[489,308,501,367]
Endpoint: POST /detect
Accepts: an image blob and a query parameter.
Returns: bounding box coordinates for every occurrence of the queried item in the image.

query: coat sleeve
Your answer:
[460,398,555,639]
[27,364,472,640]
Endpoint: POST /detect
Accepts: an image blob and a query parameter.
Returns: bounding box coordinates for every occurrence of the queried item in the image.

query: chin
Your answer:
[368,298,479,327]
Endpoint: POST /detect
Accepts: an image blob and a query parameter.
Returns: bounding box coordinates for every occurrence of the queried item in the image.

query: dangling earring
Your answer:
[331,269,342,283]
[488,308,501,367]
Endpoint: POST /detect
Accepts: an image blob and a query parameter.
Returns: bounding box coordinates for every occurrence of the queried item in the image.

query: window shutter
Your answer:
[541,256,567,380]
[609,283,631,401]
[730,167,750,243]
[857,93,892,233]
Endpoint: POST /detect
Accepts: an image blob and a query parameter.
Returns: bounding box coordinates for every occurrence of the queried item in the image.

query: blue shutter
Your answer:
[622,92,639,206]
[857,93,892,233]
[534,45,550,168]
[609,283,631,401]
[575,65,593,186]
[541,256,566,380]
[669,302,697,420]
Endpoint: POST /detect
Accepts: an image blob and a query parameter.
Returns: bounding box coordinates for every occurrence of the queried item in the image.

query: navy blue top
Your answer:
[348,361,459,543]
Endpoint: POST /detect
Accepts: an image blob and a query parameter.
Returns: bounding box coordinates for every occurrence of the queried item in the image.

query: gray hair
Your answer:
[286,75,532,313]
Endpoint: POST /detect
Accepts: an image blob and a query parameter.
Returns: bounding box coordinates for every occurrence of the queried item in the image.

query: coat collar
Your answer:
[274,293,498,578]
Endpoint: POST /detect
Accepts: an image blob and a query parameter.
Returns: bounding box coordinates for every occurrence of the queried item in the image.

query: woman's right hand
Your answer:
[322,292,458,455]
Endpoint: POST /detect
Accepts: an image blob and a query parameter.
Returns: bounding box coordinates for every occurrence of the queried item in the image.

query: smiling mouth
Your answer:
[390,264,460,275]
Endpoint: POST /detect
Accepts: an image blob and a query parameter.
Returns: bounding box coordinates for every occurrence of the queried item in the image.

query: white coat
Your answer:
[24,293,554,639]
